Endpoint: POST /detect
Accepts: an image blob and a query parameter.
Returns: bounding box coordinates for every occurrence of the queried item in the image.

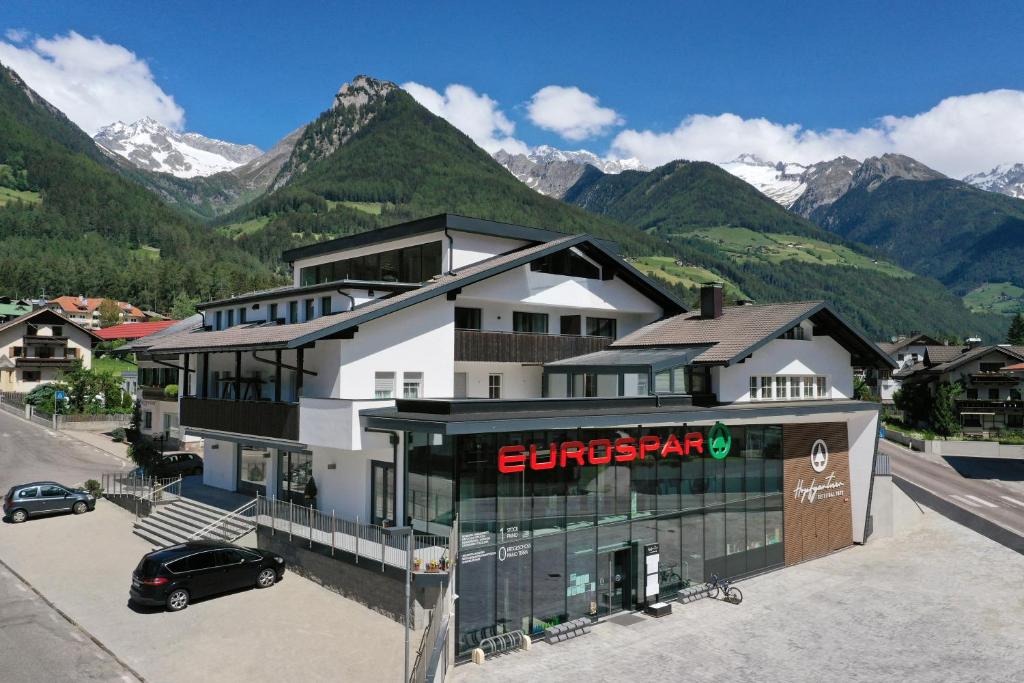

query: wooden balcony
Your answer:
[22,335,68,346]
[956,398,1024,411]
[180,397,299,441]
[968,372,1020,385]
[141,386,175,401]
[15,356,76,368]
[454,329,613,363]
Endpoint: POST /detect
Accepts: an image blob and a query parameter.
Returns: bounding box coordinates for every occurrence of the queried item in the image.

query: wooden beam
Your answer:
[201,352,209,399]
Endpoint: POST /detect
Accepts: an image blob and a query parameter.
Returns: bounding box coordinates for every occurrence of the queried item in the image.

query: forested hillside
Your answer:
[0,64,281,310]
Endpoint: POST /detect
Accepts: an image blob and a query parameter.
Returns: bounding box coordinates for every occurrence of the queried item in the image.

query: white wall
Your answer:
[449,231,529,270]
[717,334,853,403]
[0,318,94,392]
[204,287,384,331]
[312,430,396,521]
[202,438,237,490]
[454,361,544,399]
[847,409,880,543]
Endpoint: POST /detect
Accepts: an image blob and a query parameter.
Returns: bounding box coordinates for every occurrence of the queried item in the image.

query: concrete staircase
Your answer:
[133,498,255,548]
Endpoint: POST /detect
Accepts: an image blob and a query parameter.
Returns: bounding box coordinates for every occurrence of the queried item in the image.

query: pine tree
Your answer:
[1007,312,1024,345]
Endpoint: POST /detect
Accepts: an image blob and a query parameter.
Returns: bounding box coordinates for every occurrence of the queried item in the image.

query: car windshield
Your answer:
[136,557,162,578]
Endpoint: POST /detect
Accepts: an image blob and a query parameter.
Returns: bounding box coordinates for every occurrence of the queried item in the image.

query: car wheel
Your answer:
[72,501,88,514]
[256,568,276,589]
[166,589,190,612]
[10,509,28,523]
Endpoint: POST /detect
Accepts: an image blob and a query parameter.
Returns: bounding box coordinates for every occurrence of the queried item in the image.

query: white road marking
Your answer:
[950,494,980,507]
[69,632,85,642]
[15,583,26,592]
[963,494,998,508]
[1000,495,1024,508]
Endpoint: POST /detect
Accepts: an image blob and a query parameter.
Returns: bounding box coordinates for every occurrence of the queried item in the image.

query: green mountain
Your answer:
[560,158,1007,340]
[814,175,1024,292]
[0,63,281,311]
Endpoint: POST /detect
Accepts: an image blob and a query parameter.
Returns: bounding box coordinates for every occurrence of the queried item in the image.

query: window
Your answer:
[51,326,63,337]
[488,373,502,399]
[671,366,687,394]
[320,296,332,316]
[215,549,244,566]
[760,376,773,400]
[268,303,279,322]
[775,376,788,399]
[655,370,671,393]
[11,346,22,357]
[586,317,617,339]
[559,315,581,336]
[166,558,188,573]
[989,388,1000,400]
[455,307,482,330]
[304,299,315,321]
[215,311,222,330]
[288,301,298,323]
[40,485,66,497]
[749,376,758,399]
[966,388,978,400]
[780,325,805,340]
[144,411,153,429]
[238,307,246,324]
[513,311,548,333]
[226,309,234,327]
[529,249,600,278]
[22,370,40,382]
[403,372,423,398]
[980,362,1004,372]
[897,354,905,361]
[374,372,395,398]
[298,241,443,285]
[816,376,827,398]
[17,487,38,499]
[803,376,814,398]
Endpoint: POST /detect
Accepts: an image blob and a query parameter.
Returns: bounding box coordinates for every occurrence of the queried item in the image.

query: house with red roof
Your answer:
[47,296,145,330]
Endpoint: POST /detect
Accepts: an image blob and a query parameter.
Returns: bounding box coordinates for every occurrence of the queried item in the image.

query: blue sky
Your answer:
[2,0,1023,175]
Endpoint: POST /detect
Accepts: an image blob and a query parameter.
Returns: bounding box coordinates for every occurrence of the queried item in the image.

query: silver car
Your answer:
[3,481,96,523]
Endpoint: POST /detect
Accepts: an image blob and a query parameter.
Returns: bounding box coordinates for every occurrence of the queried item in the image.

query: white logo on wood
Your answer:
[810,439,829,473]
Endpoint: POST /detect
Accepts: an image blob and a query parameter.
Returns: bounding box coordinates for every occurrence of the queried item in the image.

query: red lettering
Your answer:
[684,432,704,454]
[638,435,660,460]
[587,439,613,465]
[661,433,684,457]
[614,437,637,462]
[530,444,557,470]
[560,441,586,467]
[498,445,526,474]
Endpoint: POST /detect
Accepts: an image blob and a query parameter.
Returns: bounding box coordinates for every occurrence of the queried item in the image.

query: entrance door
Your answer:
[596,548,631,615]
[371,461,395,526]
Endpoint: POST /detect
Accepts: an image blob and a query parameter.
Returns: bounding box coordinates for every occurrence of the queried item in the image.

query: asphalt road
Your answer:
[881,439,1024,536]
[0,408,128,491]
[0,561,138,681]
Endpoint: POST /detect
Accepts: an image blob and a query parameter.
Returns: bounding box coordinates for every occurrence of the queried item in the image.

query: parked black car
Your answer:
[129,540,285,611]
[3,482,95,523]
[132,452,204,479]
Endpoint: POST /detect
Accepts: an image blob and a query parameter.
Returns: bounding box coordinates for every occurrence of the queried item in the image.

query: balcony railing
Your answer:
[956,398,1024,410]
[968,372,1021,385]
[141,385,176,401]
[22,335,68,346]
[15,356,76,368]
[180,397,299,441]
[454,329,612,363]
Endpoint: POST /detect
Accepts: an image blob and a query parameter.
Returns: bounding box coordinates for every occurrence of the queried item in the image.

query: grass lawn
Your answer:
[0,185,41,206]
[92,355,137,377]
[216,216,271,239]
[325,200,385,215]
[633,256,747,302]
[963,282,1024,316]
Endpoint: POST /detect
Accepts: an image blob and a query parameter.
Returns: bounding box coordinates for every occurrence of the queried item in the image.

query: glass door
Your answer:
[597,548,631,616]
[277,451,312,504]
[371,461,395,526]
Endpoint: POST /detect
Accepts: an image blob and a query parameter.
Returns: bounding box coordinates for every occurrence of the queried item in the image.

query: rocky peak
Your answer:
[332,75,397,110]
[853,153,945,191]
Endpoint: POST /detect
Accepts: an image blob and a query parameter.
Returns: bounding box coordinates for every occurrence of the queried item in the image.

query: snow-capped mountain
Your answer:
[717,154,810,208]
[963,163,1024,199]
[94,117,262,178]
[493,145,647,198]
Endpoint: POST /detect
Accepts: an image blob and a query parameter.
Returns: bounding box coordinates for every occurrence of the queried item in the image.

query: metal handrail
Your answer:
[188,499,257,541]
[145,476,182,503]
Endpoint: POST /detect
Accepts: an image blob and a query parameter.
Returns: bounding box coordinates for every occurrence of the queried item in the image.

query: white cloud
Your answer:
[611,90,1024,178]
[527,85,623,141]
[402,81,529,155]
[5,28,29,43]
[0,31,184,135]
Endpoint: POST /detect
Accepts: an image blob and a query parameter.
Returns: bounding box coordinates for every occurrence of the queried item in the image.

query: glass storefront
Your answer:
[237,445,270,496]
[405,423,785,655]
[277,450,312,503]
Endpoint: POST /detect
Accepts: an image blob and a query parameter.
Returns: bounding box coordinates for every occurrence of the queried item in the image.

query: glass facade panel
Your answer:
[237,445,268,495]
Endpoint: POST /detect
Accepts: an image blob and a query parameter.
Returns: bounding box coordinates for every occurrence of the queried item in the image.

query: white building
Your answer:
[870,334,943,402]
[0,308,99,392]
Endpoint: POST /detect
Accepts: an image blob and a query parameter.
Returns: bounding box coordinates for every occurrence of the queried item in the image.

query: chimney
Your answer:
[966,337,982,349]
[700,282,724,319]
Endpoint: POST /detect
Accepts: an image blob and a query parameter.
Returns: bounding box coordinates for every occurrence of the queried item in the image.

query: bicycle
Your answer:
[706,573,743,604]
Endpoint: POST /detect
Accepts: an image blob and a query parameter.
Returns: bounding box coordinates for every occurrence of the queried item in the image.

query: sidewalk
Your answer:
[62,429,131,464]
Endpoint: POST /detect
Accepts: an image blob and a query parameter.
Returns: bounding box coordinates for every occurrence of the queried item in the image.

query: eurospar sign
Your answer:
[498,422,732,474]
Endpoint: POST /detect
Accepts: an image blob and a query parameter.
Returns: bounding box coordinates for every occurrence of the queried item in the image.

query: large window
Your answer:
[374,372,395,398]
[560,315,581,336]
[513,311,549,334]
[455,307,481,330]
[403,372,423,398]
[586,317,617,339]
[529,250,600,279]
[237,445,269,495]
[750,375,829,401]
[299,241,443,286]
[488,374,502,399]
[277,451,312,504]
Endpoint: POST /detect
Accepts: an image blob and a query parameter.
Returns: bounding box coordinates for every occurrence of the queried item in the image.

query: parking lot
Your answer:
[0,501,405,682]
[453,508,1024,683]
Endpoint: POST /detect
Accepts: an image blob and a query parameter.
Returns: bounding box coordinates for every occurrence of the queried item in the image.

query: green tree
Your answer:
[1007,312,1024,345]
[853,376,875,401]
[128,440,160,475]
[893,383,931,425]
[168,291,199,320]
[97,298,121,328]
[930,381,963,437]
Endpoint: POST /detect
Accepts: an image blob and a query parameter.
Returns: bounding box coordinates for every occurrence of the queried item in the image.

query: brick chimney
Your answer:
[700,283,724,319]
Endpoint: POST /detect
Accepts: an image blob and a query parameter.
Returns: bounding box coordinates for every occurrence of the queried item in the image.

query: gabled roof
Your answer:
[922,345,967,365]
[118,315,204,354]
[612,301,896,368]
[0,307,103,342]
[280,213,606,264]
[93,320,179,341]
[877,333,944,356]
[928,345,1024,374]
[148,236,687,354]
[49,296,144,318]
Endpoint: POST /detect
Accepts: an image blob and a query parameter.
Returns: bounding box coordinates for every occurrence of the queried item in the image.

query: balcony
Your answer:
[15,356,76,368]
[968,372,1020,385]
[454,329,613,363]
[956,398,1024,411]
[22,335,68,346]
[180,397,299,441]
[141,385,176,401]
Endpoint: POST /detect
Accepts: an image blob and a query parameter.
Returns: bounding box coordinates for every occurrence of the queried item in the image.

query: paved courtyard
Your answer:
[454,509,1024,683]
[0,501,405,682]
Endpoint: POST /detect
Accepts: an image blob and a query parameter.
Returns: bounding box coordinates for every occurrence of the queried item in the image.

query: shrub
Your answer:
[163,384,179,399]
[84,479,103,498]
[111,427,126,442]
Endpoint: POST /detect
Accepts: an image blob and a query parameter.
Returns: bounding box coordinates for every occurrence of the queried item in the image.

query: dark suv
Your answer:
[150,452,204,478]
[130,540,285,611]
[3,482,95,523]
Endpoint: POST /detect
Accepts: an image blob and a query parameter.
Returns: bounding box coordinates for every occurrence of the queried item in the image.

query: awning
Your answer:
[545,346,711,372]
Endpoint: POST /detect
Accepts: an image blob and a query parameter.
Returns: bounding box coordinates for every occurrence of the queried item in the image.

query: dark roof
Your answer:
[148,236,686,354]
[922,345,967,365]
[612,301,896,368]
[0,307,103,343]
[280,213,608,263]
[198,279,421,309]
[118,315,204,354]
[929,345,1024,373]
[546,346,711,372]
[876,334,944,356]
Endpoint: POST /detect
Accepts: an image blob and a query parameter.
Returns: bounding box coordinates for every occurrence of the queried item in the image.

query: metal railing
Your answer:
[101,473,181,518]
[255,495,451,571]
[188,499,257,542]
[874,452,891,476]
